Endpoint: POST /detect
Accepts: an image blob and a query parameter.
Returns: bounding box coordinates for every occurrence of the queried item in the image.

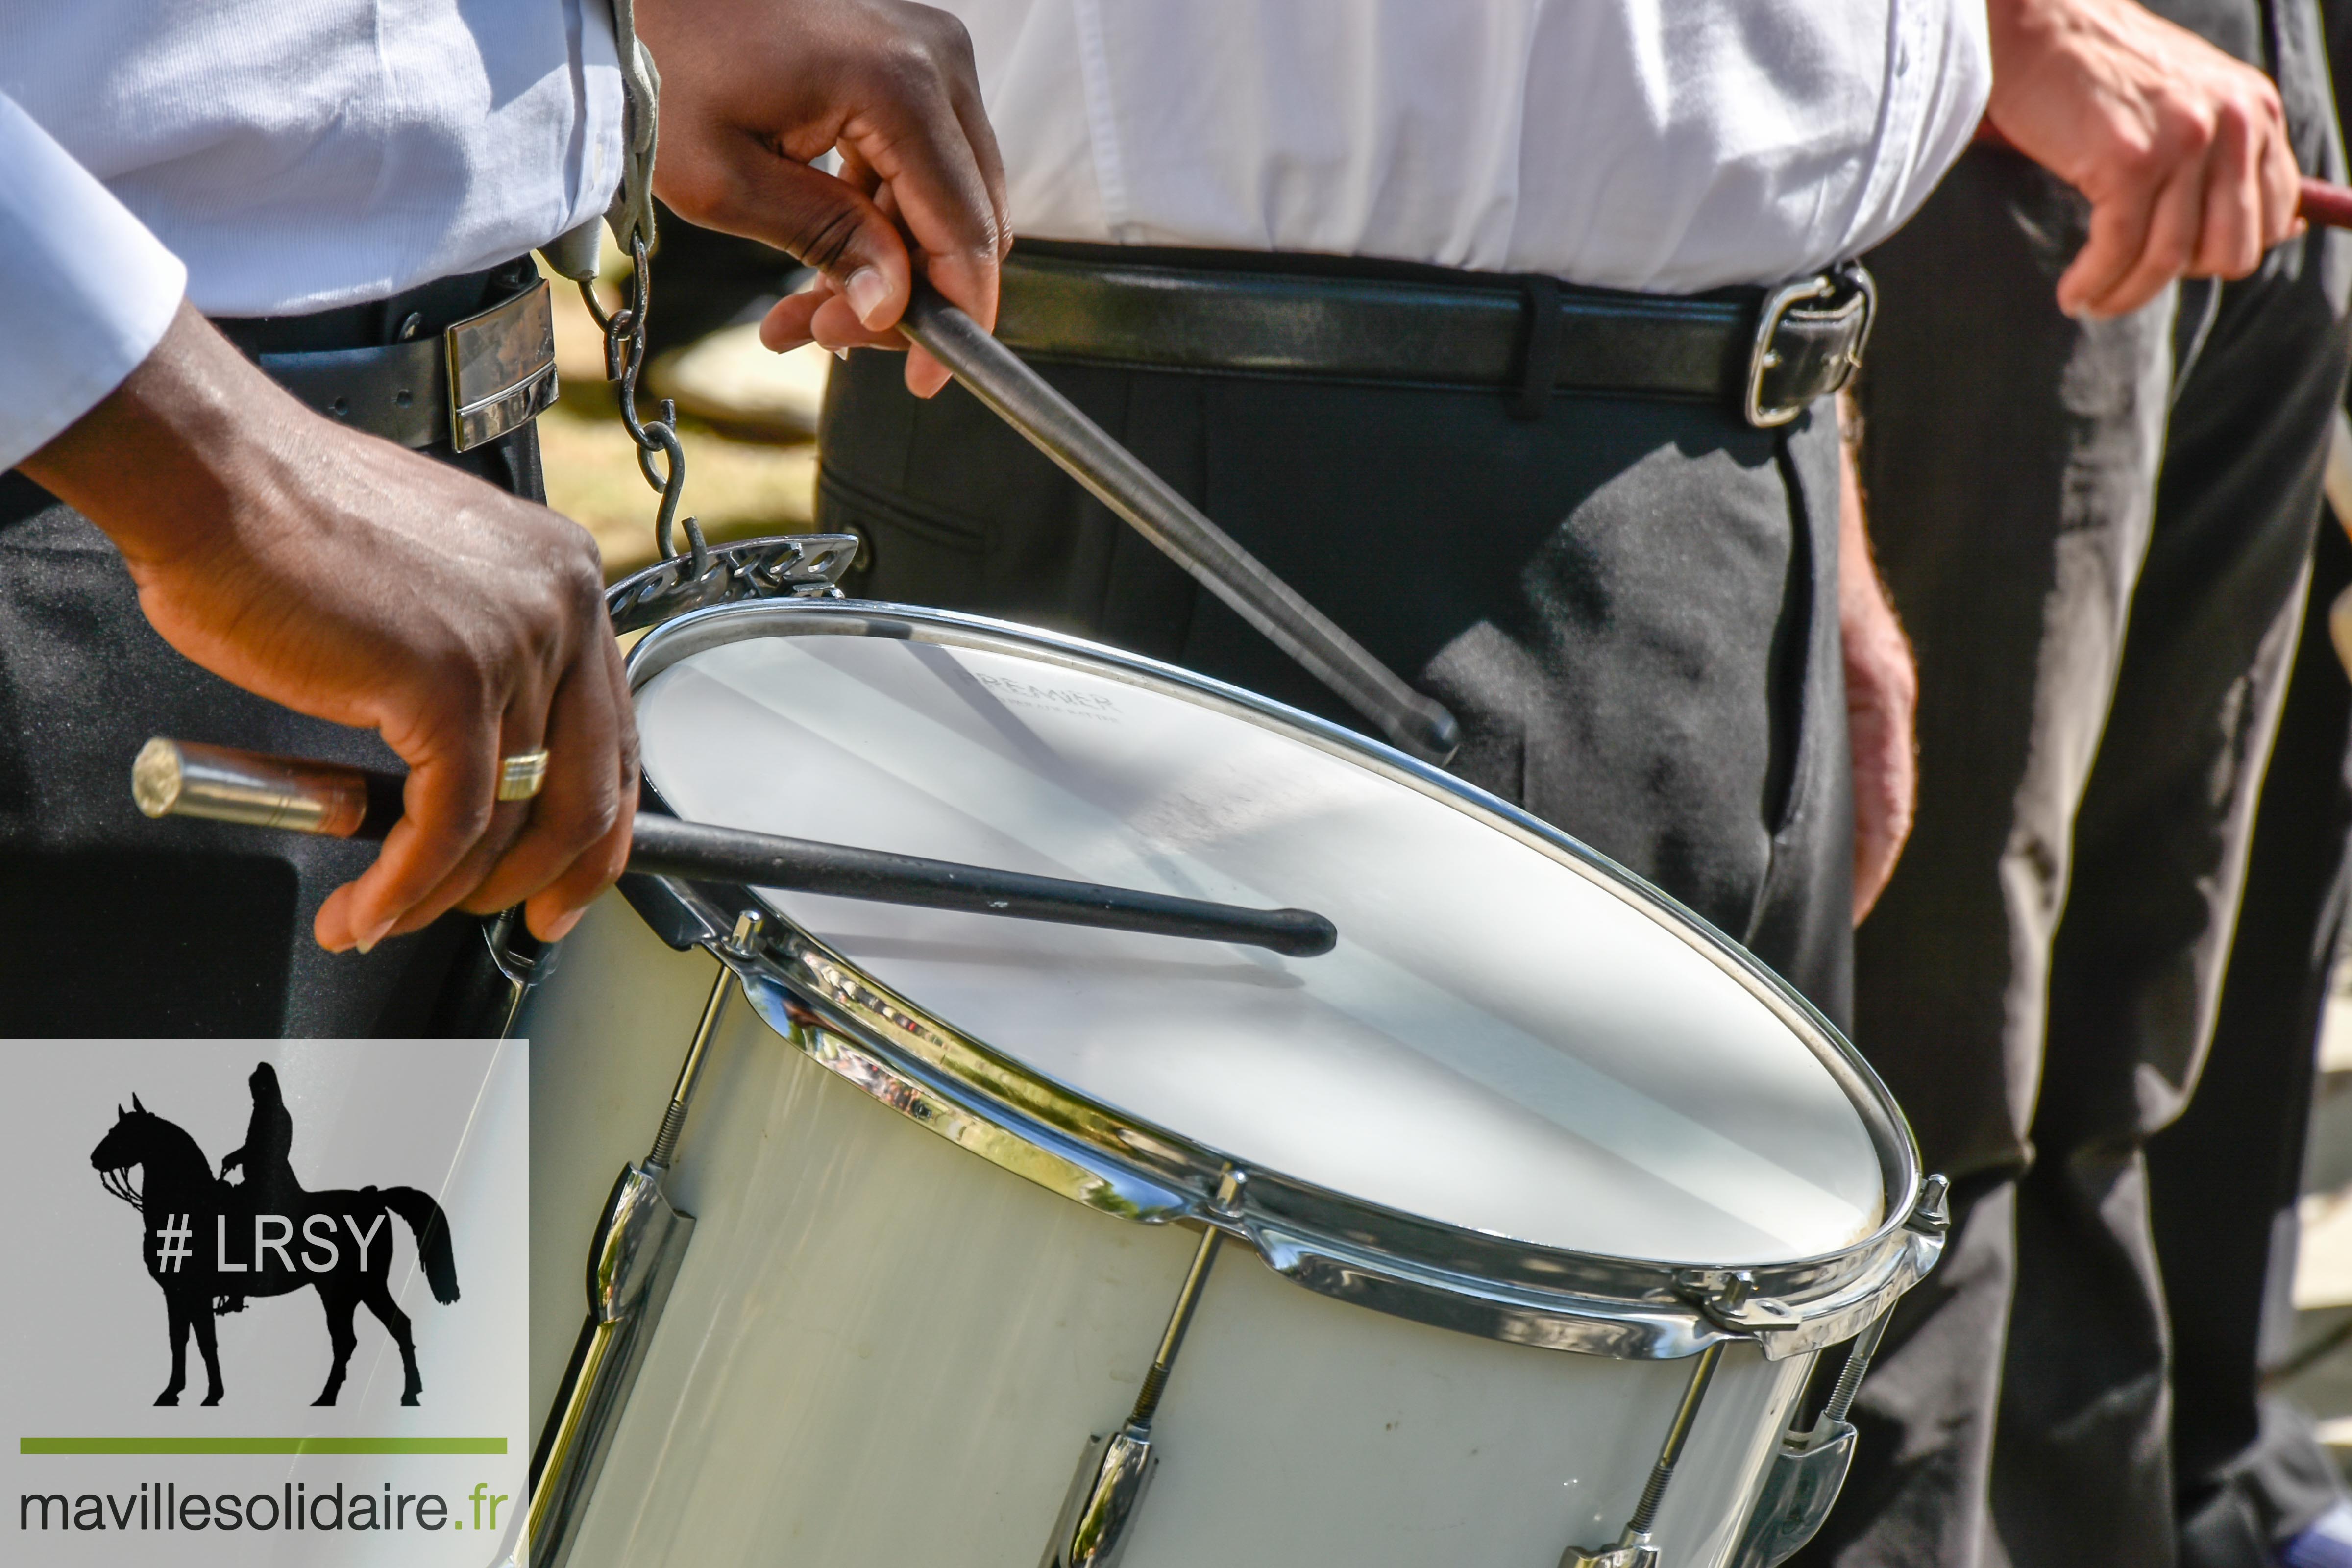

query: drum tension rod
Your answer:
[1042,1168,1245,1568]
[648,915,755,1169]
[1561,1339,1727,1568]
[525,918,755,1568]
[1129,1168,1239,1427]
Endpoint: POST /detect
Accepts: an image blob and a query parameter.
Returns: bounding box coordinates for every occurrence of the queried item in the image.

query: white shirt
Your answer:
[0,0,623,468]
[949,0,1990,294]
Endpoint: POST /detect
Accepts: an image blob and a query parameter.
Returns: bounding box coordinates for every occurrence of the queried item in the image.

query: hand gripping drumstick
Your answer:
[895,285,1466,767]
[1972,120,2352,229]
[130,738,1340,957]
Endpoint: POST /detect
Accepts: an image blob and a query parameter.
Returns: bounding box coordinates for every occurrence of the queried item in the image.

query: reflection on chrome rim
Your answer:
[623,599,1944,1361]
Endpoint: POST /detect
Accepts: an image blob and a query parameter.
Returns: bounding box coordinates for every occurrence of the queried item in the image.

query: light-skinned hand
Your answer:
[1985,0,2302,318]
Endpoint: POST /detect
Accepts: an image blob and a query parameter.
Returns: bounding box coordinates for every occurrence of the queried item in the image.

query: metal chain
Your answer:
[579,236,709,579]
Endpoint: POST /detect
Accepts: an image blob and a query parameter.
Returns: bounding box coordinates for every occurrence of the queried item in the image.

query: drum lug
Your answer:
[1559,1545,1658,1568]
[527,1164,698,1568]
[1040,1428,1159,1568]
[527,956,742,1568]
[1675,1268,1800,1335]
[1039,1169,1240,1568]
[1727,1305,1894,1568]
[1726,1420,1858,1568]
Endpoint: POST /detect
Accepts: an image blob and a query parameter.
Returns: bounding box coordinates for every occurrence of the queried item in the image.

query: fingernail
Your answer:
[545,907,586,943]
[833,346,850,362]
[354,917,395,956]
[844,267,891,328]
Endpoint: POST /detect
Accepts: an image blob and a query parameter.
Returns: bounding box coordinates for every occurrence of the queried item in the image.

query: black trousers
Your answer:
[1794,1,2352,1557]
[0,264,545,1037]
[815,313,1856,1022]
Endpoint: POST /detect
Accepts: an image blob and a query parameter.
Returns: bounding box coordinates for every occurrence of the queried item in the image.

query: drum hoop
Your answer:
[623,598,1942,1360]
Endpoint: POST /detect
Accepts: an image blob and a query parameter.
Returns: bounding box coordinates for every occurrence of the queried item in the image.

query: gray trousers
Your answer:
[1795,9,2352,1561]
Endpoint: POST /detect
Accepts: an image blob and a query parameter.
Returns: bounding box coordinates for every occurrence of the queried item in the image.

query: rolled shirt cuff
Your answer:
[0,91,188,472]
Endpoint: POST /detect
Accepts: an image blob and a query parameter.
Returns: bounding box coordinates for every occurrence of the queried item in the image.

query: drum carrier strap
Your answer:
[524,21,681,1565]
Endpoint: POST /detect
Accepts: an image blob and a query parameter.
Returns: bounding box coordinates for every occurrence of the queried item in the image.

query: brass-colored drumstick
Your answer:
[131,737,1340,956]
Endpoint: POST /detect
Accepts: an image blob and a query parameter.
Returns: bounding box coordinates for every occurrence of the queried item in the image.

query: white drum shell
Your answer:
[529,897,1814,1568]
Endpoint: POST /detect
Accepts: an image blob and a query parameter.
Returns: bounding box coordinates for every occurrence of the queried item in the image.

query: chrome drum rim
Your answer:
[622,598,1946,1361]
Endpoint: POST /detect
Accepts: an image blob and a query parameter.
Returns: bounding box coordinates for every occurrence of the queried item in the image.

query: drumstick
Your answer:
[2302,178,2352,230]
[894,284,1466,767]
[130,738,1340,958]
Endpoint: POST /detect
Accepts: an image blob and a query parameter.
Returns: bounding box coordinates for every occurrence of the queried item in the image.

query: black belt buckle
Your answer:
[1743,264,1876,429]
[447,280,560,451]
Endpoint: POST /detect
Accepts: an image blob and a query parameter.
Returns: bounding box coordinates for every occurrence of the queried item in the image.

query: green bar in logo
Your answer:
[21,1437,508,1455]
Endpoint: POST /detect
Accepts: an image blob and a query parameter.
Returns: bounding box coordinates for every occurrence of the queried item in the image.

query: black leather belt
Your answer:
[996,242,1875,429]
[214,260,561,452]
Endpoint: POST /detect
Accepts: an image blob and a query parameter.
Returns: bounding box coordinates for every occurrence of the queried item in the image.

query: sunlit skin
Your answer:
[1986,0,2303,318]
[1838,397,1916,927]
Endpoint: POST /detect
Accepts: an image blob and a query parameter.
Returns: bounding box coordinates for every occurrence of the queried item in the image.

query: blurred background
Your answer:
[2278,970,2352,1471]
[540,245,830,585]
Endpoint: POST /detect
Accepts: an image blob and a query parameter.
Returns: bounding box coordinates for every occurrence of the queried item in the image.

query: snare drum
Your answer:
[520,595,1944,1568]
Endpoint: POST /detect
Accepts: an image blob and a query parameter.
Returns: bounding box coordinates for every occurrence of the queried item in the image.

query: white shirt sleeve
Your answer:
[0,90,187,471]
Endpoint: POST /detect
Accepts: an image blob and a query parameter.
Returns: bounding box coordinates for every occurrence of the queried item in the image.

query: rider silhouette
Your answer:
[218,1062,301,1312]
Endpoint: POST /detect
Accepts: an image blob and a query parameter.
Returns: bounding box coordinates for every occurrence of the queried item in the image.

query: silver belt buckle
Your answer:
[446,280,560,452]
[1743,265,1875,429]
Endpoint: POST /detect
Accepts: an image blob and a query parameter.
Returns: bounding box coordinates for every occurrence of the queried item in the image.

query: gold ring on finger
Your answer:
[496,748,551,802]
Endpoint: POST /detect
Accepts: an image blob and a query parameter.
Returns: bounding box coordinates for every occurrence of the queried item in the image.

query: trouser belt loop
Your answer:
[1512,275,1563,422]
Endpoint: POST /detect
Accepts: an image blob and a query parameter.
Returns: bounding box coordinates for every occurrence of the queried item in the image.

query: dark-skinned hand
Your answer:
[24,303,636,953]
[638,0,1011,393]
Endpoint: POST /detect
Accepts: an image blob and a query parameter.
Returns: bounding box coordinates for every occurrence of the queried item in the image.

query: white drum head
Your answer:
[634,616,1885,1267]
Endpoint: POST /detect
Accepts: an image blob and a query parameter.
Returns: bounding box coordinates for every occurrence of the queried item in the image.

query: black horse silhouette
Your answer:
[89,1090,459,1408]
